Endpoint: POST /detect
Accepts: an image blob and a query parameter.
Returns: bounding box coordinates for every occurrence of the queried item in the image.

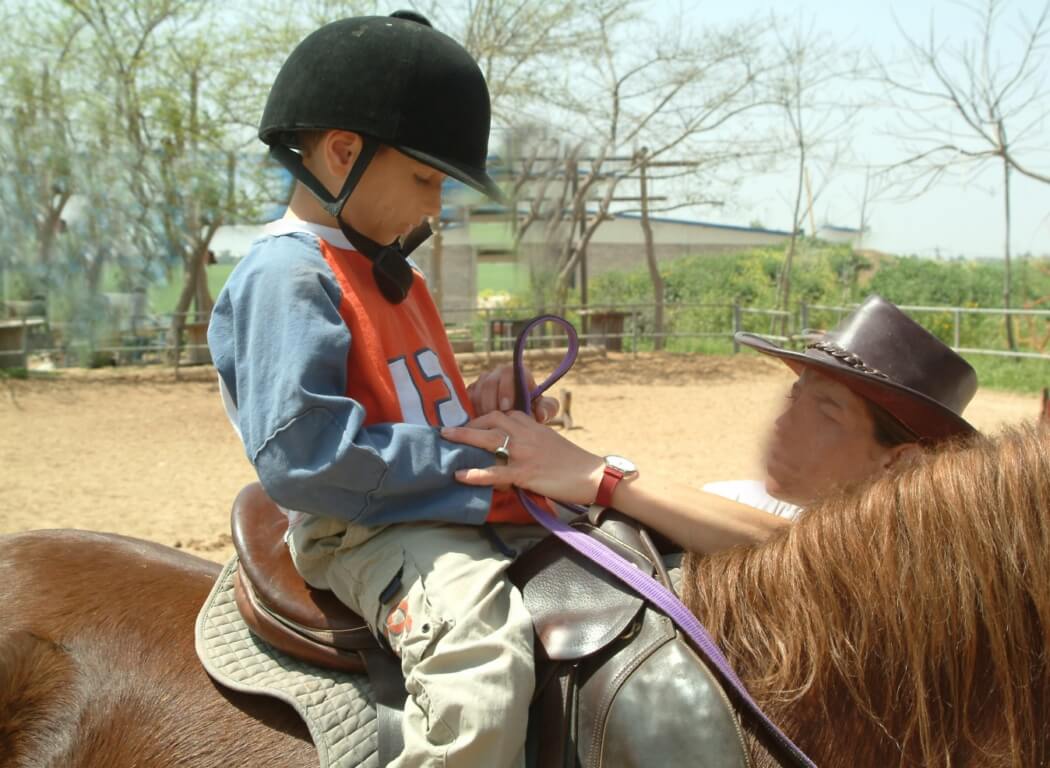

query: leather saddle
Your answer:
[230,483,376,673]
[230,483,750,768]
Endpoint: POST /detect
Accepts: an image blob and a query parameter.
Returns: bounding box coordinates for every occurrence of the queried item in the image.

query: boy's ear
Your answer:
[322,130,363,176]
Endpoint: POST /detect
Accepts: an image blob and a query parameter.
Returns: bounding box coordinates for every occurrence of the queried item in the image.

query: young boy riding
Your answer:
[208,12,548,766]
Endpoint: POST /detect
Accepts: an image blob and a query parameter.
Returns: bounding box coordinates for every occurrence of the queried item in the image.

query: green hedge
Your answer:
[586,243,1050,353]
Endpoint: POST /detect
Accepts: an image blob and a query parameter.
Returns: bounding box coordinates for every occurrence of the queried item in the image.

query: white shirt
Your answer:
[702,480,801,519]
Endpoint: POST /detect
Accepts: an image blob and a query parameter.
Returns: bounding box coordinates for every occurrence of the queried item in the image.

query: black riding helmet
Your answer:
[259,11,502,302]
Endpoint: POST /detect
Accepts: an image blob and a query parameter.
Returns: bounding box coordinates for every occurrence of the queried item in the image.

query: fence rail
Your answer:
[3,300,1049,370]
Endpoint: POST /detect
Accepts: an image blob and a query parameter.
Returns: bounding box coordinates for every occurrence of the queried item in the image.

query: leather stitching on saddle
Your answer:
[579,525,651,566]
[255,595,375,646]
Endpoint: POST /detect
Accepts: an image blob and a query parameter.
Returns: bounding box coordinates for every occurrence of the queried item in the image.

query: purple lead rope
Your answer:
[512,314,817,768]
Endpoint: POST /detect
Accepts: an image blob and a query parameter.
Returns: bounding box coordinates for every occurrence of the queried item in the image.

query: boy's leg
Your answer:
[324,523,545,768]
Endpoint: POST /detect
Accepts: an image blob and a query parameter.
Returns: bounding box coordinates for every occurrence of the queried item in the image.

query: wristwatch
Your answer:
[595,455,638,508]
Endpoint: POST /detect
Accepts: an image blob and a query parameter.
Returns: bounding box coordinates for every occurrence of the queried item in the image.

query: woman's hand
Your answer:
[465,364,559,423]
[441,411,605,505]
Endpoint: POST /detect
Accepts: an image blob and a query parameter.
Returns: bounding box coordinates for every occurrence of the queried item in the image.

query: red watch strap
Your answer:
[595,465,625,508]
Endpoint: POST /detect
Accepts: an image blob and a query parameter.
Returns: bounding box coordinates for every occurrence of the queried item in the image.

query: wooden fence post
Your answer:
[484,308,492,364]
[632,310,639,357]
[732,303,742,354]
[21,317,29,368]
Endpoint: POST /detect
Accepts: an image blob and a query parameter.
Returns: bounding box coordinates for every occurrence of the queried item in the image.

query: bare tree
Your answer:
[501,129,578,251]
[498,136,584,309]
[766,17,858,333]
[851,165,895,250]
[880,0,1050,350]
[511,0,770,314]
[61,0,273,360]
[0,6,161,359]
[424,0,602,123]
[0,13,85,296]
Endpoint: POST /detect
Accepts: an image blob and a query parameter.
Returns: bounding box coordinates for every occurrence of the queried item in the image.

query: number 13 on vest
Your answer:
[388,349,469,428]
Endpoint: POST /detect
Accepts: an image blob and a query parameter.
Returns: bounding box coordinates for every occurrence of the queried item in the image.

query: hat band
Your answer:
[807,341,889,380]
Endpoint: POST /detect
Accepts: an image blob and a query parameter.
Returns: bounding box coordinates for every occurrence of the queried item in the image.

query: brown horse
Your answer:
[2,423,1049,767]
[0,532,314,766]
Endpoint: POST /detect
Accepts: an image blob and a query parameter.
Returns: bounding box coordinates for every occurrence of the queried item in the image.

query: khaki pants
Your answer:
[290,520,545,768]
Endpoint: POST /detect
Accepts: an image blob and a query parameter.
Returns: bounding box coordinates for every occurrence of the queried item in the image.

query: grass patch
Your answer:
[478,262,529,294]
[97,263,237,315]
[968,355,1050,395]
[146,264,236,315]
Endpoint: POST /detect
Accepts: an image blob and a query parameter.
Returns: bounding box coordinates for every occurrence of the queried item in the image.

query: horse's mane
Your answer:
[684,421,1050,767]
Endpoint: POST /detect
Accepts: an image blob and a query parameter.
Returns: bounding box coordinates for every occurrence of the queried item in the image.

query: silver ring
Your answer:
[494,433,511,461]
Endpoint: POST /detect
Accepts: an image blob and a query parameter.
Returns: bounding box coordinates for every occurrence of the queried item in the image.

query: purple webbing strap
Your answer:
[512,314,816,768]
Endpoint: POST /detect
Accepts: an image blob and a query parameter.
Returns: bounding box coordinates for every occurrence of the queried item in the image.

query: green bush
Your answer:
[589,240,863,308]
[583,244,1050,391]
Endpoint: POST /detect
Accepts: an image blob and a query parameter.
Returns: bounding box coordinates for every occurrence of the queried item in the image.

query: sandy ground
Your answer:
[1,353,1040,562]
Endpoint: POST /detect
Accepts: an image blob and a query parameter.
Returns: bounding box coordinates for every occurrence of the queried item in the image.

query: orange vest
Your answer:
[318,239,533,524]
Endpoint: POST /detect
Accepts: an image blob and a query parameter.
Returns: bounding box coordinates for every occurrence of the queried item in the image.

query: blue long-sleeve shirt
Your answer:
[207,218,502,527]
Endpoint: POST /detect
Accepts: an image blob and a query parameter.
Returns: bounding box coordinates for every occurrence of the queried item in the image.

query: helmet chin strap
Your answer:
[269,137,433,304]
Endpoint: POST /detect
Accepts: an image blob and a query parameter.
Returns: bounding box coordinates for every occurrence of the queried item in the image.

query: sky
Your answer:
[199,0,1048,261]
[643,0,1050,258]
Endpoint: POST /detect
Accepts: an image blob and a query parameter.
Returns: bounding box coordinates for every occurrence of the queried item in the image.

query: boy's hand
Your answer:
[466,363,559,423]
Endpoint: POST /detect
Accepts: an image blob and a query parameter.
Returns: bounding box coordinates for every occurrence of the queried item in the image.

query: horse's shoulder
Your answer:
[0,529,220,578]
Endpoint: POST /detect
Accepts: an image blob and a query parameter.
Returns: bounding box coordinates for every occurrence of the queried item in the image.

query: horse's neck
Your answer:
[685,477,1048,768]
[684,548,901,766]
[683,516,950,767]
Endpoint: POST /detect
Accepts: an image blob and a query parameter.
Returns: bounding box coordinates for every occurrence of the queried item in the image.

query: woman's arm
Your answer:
[441,411,790,554]
[601,471,792,554]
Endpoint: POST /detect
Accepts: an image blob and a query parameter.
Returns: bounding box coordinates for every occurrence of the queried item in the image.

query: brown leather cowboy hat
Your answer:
[736,295,978,441]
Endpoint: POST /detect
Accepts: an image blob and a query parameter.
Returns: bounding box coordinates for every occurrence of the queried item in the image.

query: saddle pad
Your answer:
[195,557,379,768]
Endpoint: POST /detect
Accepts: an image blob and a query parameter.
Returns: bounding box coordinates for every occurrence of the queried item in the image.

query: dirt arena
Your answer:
[1,352,1040,563]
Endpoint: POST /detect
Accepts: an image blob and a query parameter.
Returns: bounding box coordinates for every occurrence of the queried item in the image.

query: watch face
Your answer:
[605,455,637,474]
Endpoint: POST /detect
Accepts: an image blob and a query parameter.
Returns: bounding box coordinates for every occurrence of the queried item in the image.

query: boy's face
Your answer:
[308,131,445,244]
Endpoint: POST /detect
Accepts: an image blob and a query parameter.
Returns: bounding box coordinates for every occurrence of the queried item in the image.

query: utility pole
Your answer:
[572,161,590,336]
[579,208,588,323]
[568,158,578,292]
[804,166,817,237]
[638,148,665,350]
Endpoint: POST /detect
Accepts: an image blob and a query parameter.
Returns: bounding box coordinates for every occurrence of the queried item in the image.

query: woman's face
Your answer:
[764,368,896,506]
